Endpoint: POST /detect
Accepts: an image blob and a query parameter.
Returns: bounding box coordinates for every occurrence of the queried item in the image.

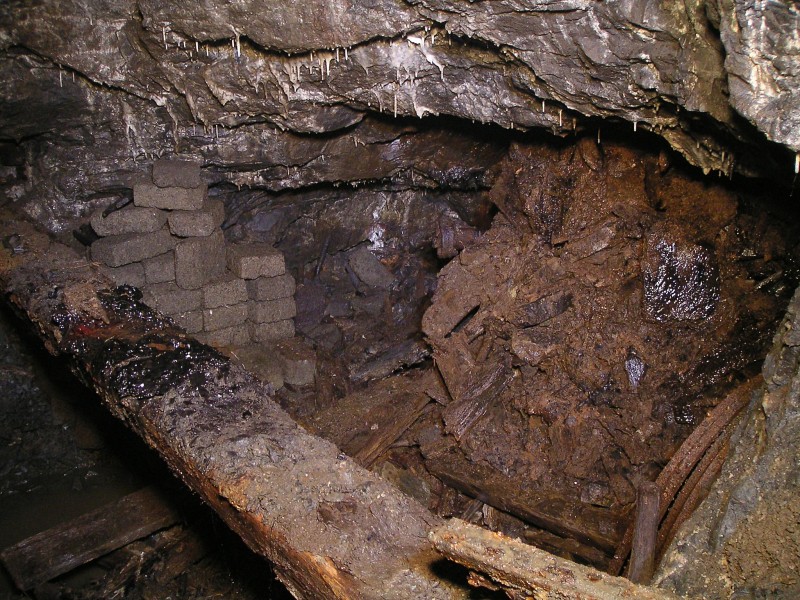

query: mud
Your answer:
[722,487,800,592]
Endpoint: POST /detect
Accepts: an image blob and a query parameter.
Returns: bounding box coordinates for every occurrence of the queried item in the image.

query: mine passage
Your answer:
[2,2,800,594]
[3,121,800,597]
[2,119,799,598]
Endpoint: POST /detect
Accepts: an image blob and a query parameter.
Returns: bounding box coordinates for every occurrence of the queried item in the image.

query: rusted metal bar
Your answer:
[655,431,731,558]
[0,211,458,600]
[609,376,761,576]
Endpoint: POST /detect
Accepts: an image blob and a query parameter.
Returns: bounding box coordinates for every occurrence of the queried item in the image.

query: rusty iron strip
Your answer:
[0,212,459,600]
[609,376,762,576]
[655,427,732,558]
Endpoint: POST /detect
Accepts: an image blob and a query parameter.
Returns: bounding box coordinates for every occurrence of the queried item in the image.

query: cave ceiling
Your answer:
[1,0,799,231]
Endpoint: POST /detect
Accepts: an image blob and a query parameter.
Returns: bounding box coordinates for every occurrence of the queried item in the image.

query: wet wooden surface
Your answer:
[0,210,459,600]
[0,486,179,591]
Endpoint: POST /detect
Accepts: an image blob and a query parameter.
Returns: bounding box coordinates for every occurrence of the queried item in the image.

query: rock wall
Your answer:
[1,0,798,233]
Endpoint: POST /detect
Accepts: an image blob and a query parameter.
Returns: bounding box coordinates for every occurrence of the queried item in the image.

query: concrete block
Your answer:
[104,262,145,288]
[167,199,224,237]
[196,323,250,348]
[169,309,203,334]
[249,297,297,324]
[203,273,248,309]
[275,338,316,387]
[226,243,285,279]
[175,230,226,290]
[91,206,167,237]
[249,319,295,343]
[152,158,203,189]
[133,181,206,211]
[232,344,284,390]
[143,251,175,284]
[203,302,248,331]
[142,282,203,315]
[348,245,394,288]
[246,274,296,301]
[90,229,175,267]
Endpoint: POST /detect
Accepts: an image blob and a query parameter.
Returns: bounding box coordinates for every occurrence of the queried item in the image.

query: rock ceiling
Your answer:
[1,0,799,230]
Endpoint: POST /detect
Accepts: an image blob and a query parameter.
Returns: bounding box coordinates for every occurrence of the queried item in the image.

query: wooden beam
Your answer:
[431,519,679,600]
[307,369,438,468]
[0,486,179,591]
[0,210,459,600]
[426,447,626,553]
[628,482,660,584]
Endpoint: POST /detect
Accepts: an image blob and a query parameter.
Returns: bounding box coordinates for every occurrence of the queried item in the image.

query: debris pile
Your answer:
[308,135,797,571]
[89,159,296,347]
[420,136,794,522]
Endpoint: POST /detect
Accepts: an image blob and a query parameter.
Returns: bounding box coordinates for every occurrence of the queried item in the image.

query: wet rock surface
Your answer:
[1,1,799,236]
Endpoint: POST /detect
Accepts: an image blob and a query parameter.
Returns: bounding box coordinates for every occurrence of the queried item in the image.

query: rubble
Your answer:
[410,136,798,570]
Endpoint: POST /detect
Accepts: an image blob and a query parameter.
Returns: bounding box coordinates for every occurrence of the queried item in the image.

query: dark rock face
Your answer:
[1,0,798,233]
[718,0,800,153]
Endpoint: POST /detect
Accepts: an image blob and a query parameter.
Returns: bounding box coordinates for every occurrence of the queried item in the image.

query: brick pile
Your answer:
[90,159,296,346]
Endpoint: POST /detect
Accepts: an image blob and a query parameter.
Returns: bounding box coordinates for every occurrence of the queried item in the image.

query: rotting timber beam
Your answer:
[431,519,679,600]
[0,211,457,600]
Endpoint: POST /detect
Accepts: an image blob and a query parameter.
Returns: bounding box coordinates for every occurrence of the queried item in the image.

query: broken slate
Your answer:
[348,246,395,289]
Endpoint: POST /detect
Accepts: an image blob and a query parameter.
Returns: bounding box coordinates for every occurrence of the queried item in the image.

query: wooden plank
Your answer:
[430,332,514,439]
[0,210,459,600]
[523,526,611,570]
[426,448,626,553]
[431,519,679,600]
[0,486,180,591]
[628,482,660,584]
[89,525,208,597]
[308,369,439,467]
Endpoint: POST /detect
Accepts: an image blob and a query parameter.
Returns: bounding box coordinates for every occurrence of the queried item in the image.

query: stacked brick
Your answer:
[90,159,296,346]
